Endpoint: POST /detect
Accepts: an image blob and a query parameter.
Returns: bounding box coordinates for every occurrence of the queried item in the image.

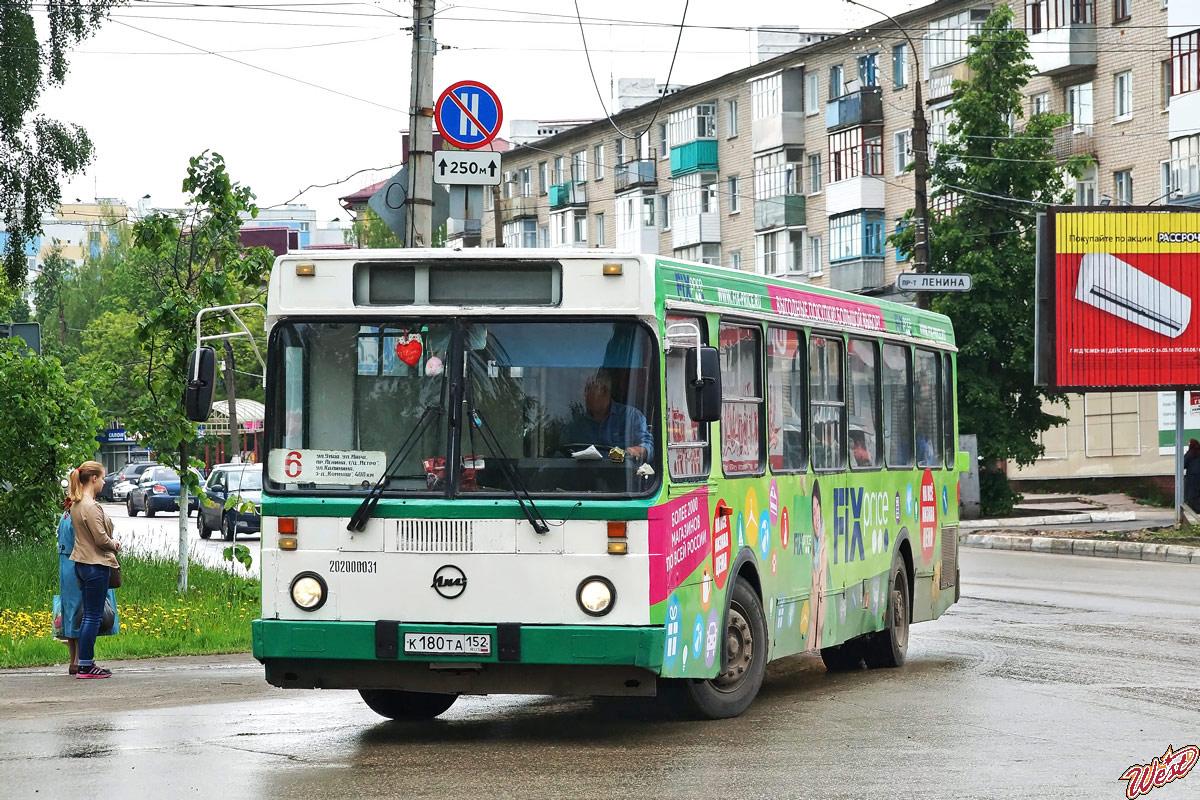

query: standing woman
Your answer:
[68,461,121,679]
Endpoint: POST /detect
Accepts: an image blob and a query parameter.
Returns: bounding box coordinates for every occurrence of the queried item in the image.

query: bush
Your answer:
[0,339,102,544]
[980,466,1022,517]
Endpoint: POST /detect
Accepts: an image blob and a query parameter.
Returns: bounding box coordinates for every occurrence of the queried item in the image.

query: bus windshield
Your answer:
[269,318,660,497]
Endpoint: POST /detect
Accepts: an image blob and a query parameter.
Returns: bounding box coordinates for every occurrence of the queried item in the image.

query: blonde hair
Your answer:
[67,461,105,507]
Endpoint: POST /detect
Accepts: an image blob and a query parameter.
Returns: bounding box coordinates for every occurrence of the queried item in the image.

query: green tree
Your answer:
[1,292,31,323]
[0,338,102,543]
[892,4,1088,514]
[33,242,69,349]
[75,309,145,422]
[130,151,273,592]
[345,206,403,248]
[0,0,126,305]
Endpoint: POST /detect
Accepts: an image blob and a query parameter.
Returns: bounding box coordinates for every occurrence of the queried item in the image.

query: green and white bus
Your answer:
[188,249,963,720]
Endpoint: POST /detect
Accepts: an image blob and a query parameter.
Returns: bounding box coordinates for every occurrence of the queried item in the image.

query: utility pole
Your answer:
[493,186,504,247]
[406,0,437,248]
[844,0,932,310]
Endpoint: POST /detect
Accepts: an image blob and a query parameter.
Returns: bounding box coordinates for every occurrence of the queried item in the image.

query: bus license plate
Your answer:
[403,632,492,656]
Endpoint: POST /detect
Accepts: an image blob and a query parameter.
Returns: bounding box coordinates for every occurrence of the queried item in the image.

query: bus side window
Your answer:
[809,335,845,472]
[943,352,956,469]
[847,339,881,469]
[719,322,764,477]
[767,327,806,473]
[914,349,942,468]
[881,343,914,469]
[665,315,710,481]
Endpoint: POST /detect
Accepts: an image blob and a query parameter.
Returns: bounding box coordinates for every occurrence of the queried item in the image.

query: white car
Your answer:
[112,479,136,501]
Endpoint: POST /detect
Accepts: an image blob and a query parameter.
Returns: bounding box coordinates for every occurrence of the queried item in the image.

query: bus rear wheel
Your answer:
[668,578,767,720]
[358,689,458,721]
[865,560,910,669]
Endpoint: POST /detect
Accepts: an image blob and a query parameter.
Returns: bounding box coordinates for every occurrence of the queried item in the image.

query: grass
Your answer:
[0,542,258,669]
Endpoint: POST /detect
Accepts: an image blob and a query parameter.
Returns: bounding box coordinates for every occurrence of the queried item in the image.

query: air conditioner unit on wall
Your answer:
[1075,253,1192,338]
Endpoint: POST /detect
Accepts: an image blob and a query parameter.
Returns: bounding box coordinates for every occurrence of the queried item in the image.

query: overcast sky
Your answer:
[40,0,918,223]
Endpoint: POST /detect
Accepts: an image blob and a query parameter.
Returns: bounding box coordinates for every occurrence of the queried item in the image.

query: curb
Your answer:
[957,531,1200,565]
[959,510,1140,530]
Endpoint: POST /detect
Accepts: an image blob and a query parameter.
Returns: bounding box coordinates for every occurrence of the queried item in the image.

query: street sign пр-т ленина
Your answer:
[897,273,973,292]
[434,150,502,186]
[435,80,503,150]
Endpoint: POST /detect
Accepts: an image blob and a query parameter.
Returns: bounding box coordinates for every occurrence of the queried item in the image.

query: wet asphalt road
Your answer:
[2,549,1197,800]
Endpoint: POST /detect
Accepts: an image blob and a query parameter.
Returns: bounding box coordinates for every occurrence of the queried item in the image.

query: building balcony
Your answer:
[500,194,539,220]
[1052,123,1096,163]
[671,212,721,250]
[926,61,974,105]
[614,159,657,192]
[825,175,885,216]
[829,257,885,293]
[1029,24,1096,77]
[669,140,718,177]
[1169,90,1200,141]
[825,88,882,132]
[549,181,587,209]
[754,194,806,231]
[752,112,805,154]
[616,224,660,255]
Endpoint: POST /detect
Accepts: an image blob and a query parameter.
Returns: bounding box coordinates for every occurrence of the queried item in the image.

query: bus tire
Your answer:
[865,559,910,669]
[668,578,767,720]
[820,637,867,671]
[358,689,458,721]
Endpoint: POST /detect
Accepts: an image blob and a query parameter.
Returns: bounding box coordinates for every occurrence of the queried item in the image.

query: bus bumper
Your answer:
[253,619,665,697]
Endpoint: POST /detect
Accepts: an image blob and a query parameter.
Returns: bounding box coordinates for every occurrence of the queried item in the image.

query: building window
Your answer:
[752,73,782,120]
[573,211,588,243]
[894,129,912,175]
[728,176,741,213]
[594,145,605,180]
[1076,165,1097,205]
[677,243,721,265]
[755,230,804,275]
[1115,170,1133,205]
[538,162,547,194]
[1027,0,1095,32]
[553,155,565,184]
[594,213,605,245]
[1113,0,1130,22]
[857,53,878,88]
[1170,31,1199,98]
[809,154,822,194]
[1084,393,1140,457]
[719,323,764,476]
[519,167,532,197]
[671,172,718,218]
[1031,92,1050,116]
[572,150,587,182]
[894,221,910,262]
[538,225,549,248]
[1162,60,1174,109]
[729,250,742,271]
[659,193,671,230]
[829,65,844,101]
[1066,82,1094,131]
[727,98,739,137]
[829,127,883,182]
[658,123,669,158]
[829,211,885,262]
[667,102,716,148]
[503,219,537,248]
[805,71,820,115]
[754,150,803,200]
[1169,135,1200,197]
[927,9,984,69]
[892,44,908,88]
[810,235,823,274]
[1114,71,1133,121]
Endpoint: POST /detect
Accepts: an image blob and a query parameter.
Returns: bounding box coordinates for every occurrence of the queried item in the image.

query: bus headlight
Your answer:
[577,577,615,617]
[290,572,327,611]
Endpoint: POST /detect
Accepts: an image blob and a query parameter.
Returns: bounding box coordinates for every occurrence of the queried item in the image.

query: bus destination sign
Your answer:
[896,273,973,293]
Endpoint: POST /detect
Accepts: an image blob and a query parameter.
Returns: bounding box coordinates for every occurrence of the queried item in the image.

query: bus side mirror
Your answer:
[685,346,721,422]
[185,346,218,422]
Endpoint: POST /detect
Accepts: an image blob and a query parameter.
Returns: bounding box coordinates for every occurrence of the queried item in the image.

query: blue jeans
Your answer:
[74,562,110,666]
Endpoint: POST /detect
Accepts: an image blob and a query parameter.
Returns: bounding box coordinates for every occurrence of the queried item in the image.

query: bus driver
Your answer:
[561,370,654,462]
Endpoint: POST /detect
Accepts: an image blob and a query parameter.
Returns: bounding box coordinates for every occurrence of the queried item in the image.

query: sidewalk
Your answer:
[957,492,1200,565]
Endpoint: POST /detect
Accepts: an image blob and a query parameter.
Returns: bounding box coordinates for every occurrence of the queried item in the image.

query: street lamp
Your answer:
[843,0,932,309]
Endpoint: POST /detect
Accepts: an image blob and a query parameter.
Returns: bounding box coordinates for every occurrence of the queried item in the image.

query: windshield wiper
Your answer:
[347,404,442,532]
[462,361,549,534]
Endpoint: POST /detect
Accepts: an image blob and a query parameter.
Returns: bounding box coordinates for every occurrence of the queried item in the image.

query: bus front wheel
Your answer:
[865,559,910,669]
[358,689,458,721]
[667,578,767,720]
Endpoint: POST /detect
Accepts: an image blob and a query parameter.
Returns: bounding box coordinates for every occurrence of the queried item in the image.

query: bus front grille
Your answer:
[395,520,476,552]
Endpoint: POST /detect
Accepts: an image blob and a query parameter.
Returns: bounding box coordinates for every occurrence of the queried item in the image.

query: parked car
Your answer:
[127,465,199,517]
[107,462,154,502]
[197,463,262,540]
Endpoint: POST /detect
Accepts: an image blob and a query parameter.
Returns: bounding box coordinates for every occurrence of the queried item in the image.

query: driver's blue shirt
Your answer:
[563,402,654,460]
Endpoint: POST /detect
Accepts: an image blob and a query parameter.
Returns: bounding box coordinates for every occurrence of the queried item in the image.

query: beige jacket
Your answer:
[69,497,120,569]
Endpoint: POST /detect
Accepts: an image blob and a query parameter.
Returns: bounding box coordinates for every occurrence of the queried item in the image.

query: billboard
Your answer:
[1038,209,1200,390]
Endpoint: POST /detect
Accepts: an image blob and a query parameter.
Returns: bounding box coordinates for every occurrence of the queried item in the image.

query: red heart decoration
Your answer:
[395,336,423,366]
